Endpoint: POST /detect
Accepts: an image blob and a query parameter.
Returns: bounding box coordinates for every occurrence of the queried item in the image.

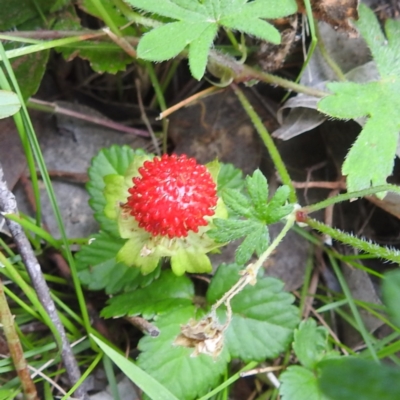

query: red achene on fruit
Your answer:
[126,154,218,239]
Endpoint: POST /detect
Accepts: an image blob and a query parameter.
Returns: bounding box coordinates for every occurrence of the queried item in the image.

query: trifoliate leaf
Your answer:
[87,145,144,235]
[318,4,400,196]
[209,169,292,264]
[318,358,400,400]
[207,264,299,361]
[280,366,328,400]
[128,0,298,80]
[382,269,400,328]
[75,231,160,294]
[293,319,330,370]
[101,270,194,319]
[137,306,229,400]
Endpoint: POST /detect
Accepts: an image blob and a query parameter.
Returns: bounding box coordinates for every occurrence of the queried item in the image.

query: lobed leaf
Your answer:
[318,5,400,196]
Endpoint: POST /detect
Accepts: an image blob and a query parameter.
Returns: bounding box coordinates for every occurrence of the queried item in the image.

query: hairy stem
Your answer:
[305,217,400,264]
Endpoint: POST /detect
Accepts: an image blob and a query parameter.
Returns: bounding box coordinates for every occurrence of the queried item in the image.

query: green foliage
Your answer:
[127,0,298,79]
[98,263,299,399]
[86,145,145,236]
[92,335,180,400]
[75,231,160,294]
[280,319,337,400]
[208,169,292,265]
[207,263,299,361]
[101,270,194,318]
[318,358,400,400]
[318,4,400,196]
[138,306,230,400]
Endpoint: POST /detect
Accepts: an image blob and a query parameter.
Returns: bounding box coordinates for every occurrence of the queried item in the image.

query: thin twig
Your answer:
[0,164,88,400]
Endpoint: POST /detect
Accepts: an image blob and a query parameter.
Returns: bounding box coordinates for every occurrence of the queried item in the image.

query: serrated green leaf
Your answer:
[280,366,327,400]
[245,169,269,216]
[222,188,253,218]
[130,0,298,80]
[208,218,260,242]
[217,163,245,193]
[382,269,400,328]
[207,264,299,361]
[101,270,194,319]
[221,16,281,44]
[137,21,210,62]
[137,306,229,400]
[318,358,400,400]
[87,145,142,235]
[188,23,218,80]
[235,223,268,265]
[75,231,160,294]
[293,319,329,370]
[317,5,400,196]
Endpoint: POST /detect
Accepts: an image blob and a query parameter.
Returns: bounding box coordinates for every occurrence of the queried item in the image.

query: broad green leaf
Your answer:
[101,270,194,319]
[280,366,327,400]
[137,306,229,400]
[207,264,299,361]
[129,0,298,80]
[318,5,400,196]
[87,145,140,235]
[318,358,400,400]
[75,231,160,294]
[91,335,179,400]
[0,91,20,119]
[382,269,400,328]
[293,319,329,370]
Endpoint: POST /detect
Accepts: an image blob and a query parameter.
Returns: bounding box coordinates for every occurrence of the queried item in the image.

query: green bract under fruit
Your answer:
[103,153,228,275]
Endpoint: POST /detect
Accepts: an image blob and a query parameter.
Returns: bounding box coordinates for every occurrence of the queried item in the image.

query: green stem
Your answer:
[305,217,400,264]
[302,184,400,214]
[232,84,297,203]
[0,277,38,400]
